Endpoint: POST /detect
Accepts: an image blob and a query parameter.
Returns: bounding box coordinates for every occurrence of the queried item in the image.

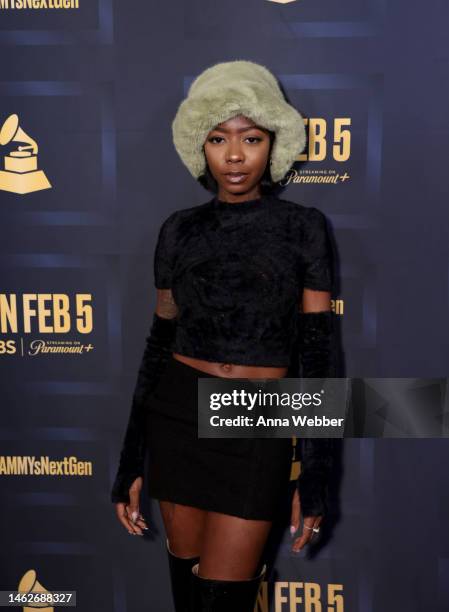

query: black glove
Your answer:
[110,313,177,504]
[296,310,337,517]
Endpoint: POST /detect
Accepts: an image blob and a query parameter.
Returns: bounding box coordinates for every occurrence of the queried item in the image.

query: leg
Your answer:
[159,500,207,612]
[199,510,272,579]
[159,499,207,557]
[190,510,272,611]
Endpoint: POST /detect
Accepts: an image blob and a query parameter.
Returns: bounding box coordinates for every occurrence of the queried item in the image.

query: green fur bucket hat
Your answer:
[171,60,307,183]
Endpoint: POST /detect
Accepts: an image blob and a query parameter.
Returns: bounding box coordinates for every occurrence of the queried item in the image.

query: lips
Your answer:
[224,172,248,183]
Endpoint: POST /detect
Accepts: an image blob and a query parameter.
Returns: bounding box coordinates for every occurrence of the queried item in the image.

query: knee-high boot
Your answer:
[190,561,266,611]
[166,538,201,612]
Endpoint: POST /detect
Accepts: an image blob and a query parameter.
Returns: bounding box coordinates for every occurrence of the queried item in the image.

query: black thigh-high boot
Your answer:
[190,561,266,611]
[166,538,201,612]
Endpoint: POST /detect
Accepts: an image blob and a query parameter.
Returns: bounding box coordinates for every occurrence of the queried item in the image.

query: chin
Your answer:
[219,183,256,195]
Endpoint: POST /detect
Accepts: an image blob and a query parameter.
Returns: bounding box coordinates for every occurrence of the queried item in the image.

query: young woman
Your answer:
[111,60,336,611]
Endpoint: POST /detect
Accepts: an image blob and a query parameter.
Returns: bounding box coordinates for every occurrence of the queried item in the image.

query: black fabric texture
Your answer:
[295,310,337,517]
[153,193,333,366]
[145,356,293,520]
[296,436,335,518]
[110,313,177,504]
[112,193,337,516]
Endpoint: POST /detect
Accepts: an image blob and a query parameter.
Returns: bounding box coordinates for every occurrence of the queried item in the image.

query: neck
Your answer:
[212,193,267,212]
[215,189,262,204]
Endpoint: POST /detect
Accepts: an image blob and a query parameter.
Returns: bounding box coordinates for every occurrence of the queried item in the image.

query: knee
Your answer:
[163,504,204,557]
[197,557,264,581]
[167,536,201,559]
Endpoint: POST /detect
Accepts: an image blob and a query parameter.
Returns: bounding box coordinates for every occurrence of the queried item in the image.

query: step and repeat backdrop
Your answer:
[0,1,448,611]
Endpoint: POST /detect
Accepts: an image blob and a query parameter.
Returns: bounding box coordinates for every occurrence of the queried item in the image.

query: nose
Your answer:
[225,140,244,164]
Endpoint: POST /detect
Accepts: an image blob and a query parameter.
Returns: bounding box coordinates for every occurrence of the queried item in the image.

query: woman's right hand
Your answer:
[115,476,149,536]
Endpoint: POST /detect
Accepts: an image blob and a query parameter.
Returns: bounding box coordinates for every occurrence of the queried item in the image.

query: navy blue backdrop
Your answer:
[0,1,448,610]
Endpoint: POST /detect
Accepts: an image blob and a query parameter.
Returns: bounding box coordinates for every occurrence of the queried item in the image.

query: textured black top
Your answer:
[153,193,333,367]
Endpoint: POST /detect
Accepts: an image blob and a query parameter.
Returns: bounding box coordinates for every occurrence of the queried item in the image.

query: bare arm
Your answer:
[155,288,178,319]
[300,287,332,313]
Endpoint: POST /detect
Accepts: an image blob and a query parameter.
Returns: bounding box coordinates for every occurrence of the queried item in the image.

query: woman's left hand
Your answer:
[290,488,322,552]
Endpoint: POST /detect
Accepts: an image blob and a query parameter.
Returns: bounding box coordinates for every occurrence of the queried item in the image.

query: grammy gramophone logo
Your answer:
[0,113,51,195]
[18,569,54,612]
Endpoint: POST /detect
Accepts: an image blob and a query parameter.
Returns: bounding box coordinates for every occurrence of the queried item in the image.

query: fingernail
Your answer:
[143,527,149,530]
[131,511,139,523]
[290,525,296,535]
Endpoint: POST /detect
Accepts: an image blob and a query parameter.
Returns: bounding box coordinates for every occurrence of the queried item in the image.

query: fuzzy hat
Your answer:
[171,60,307,183]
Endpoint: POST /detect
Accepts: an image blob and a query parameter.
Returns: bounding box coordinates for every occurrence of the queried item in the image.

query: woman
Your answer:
[111,60,336,611]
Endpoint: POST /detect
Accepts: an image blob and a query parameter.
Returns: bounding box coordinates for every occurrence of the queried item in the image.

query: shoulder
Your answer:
[158,200,211,232]
[271,195,327,228]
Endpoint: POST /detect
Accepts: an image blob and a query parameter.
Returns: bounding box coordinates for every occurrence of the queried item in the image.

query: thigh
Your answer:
[199,510,272,580]
[159,500,207,558]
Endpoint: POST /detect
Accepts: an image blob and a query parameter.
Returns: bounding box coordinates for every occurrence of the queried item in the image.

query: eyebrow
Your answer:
[211,125,264,133]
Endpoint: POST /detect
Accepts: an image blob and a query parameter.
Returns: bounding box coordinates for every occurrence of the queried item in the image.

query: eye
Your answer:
[207,136,224,144]
[245,137,263,143]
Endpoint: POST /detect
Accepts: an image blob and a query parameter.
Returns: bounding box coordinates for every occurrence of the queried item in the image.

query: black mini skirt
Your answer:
[144,355,294,521]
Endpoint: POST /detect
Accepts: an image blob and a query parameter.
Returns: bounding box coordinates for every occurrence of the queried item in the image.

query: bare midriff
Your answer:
[172,352,288,379]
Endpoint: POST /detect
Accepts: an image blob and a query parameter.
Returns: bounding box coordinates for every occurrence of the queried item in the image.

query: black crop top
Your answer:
[153,193,333,367]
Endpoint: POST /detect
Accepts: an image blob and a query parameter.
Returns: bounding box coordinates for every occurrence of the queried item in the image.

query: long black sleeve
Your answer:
[110,313,177,504]
[296,310,337,517]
